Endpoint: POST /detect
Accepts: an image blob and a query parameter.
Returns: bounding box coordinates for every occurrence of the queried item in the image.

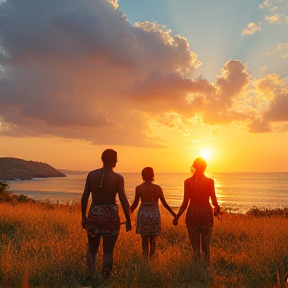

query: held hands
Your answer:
[81,216,87,229]
[125,221,132,232]
[173,216,178,226]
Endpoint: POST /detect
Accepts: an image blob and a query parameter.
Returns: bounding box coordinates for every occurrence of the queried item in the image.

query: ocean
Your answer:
[7,171,288,214]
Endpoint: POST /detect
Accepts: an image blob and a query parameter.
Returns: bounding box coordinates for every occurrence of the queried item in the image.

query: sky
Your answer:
[0,0,288,173]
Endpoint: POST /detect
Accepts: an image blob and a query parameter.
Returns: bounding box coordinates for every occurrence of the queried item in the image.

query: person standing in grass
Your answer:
[131,167,176,259]
[81,149,132,280]
[173,157,220,266]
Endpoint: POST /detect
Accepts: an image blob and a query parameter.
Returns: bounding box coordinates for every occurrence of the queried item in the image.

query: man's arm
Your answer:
[130,187,140,212]
[81,174,91,229]
[118,175,132,232]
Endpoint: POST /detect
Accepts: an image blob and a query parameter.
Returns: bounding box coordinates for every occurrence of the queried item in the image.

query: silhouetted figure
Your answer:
[81,149,132,280]
[131,167,176,258]
[173,157,220,266]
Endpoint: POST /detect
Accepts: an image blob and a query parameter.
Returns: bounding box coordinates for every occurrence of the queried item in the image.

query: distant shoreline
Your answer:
[0,157,66,181]
[58,169,88,175]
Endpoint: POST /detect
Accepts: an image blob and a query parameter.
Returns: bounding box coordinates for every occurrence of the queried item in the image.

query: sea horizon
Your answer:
[6,171,288,214]
[58,169,288,174]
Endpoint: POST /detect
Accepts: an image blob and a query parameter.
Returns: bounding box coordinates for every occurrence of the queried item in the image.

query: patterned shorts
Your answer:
[136,203,161,236]
[86,204,120,236]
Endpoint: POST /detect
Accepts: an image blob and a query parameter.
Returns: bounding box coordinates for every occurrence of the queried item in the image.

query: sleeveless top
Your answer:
[136,185,161,235]
[185,175,217,228]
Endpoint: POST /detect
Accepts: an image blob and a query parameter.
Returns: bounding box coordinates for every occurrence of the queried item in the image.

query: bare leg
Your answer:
[102,234,118,280]
[188,227,201,263]
[141,235,149,257]
[87,235,101,274]
[201,228,212,266]
[149,236,156,259]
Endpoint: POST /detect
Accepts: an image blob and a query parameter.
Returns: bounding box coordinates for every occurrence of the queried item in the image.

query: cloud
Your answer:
[267,43,288,58]
[248,73,288,132]
[153,112,193,137]
[0,0,199,146]
[276,43,288,58]
[264,93,288,122]
[0,0,287,148]
[243,0,287,36]
[242,23,261,35]
[133,60,251,127]
[259,0,288,24]
[265,14,280,23]
[248,119,271,133]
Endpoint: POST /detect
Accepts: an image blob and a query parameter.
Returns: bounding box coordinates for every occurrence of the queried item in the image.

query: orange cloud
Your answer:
[0,0,287,148]
[248,73,288,132]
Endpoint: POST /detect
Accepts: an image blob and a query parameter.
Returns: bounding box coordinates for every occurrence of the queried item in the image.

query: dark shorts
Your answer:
[86,204,120,236]
[185,205,213,228]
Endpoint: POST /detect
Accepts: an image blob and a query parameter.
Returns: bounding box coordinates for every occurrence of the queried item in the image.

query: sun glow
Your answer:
[199,149,212,161]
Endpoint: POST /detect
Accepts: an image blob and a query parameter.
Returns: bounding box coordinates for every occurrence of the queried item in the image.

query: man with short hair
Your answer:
[81,149,132,280]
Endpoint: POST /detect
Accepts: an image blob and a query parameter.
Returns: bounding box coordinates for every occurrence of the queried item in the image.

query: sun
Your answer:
[199,149,212,161]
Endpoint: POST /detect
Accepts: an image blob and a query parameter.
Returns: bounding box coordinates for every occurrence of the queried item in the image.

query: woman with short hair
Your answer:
[131,167,176,258]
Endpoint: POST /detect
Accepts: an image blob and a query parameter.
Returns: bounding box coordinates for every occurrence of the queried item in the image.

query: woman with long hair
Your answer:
[173,157,220,266]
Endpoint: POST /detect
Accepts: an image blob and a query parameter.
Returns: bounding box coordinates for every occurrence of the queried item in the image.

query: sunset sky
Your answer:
[0,0,287,172]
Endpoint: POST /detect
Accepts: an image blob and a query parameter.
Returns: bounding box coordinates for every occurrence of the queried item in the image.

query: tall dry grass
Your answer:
[1,202,288,288]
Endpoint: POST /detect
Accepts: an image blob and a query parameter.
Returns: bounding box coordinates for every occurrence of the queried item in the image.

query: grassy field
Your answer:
[1,202,288,288]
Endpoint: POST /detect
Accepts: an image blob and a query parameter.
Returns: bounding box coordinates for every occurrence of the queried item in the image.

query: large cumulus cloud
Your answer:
[248,74,288,133]
[0,0,287,147]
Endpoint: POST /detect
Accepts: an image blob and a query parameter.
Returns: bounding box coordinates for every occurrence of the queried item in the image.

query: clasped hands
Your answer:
[172,215,179,226]
[125,221,132,232]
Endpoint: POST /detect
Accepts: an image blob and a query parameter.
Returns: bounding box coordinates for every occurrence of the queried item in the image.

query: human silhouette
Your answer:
[81,149,132,280]
[131,167,176,258]
[173,157,220,266]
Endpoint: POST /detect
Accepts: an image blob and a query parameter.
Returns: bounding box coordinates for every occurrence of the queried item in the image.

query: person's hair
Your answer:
[141,167,154,182]
[192,157,207,171]
[101,149,117,165]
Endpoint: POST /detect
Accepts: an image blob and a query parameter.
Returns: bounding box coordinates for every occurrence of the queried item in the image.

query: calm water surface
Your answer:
[7,171,288,214]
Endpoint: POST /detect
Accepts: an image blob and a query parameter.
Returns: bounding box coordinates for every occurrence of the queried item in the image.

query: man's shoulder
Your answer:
[113,171,124,181]
[88,169,101,176]
[152,183,162,190]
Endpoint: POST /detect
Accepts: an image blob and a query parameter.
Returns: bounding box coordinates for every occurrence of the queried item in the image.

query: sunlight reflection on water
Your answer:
[7,172,288,214]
